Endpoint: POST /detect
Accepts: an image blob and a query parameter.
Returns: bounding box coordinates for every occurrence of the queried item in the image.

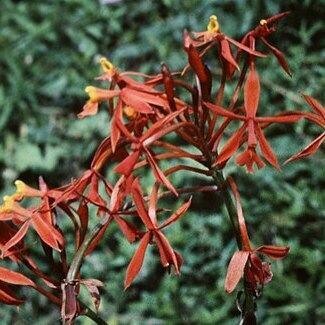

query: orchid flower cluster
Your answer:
[0,12,324,324]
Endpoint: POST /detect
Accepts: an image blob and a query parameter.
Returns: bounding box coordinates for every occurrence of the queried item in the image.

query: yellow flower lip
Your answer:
[0,195,15,213]
[99,57,114,74]
[85,86,98,103]
[123,106,137,119]
[14,180,42,199]
[14,180,26,194]
[207,15,219,33]
[260,19,267,26]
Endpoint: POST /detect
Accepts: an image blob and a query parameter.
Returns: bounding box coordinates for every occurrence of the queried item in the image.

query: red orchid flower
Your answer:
[206,66,302,172]
[124,179,192,289]
[0,180,64,254]
[285,94,325,163]
[224,177,289,294]
[183,16,267,80]
[114,108,188,195]
[78,58,167,118]
[230,12,292,78]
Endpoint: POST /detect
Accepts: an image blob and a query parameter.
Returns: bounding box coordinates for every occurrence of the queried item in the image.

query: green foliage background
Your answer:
[0,0,324,324]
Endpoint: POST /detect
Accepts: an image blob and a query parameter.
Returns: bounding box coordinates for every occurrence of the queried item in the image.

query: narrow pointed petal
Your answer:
[256,114,302,123]
[255,245,290,259]
[1,220,31,258]
[220,39,240,71]
[225,37,267,57]
[32,213,62,251]
[215,123,247,165]
[244,68,260,118]
[160,197,192,229]
[0,287,24,305]
[184,38,208,83]
[88,174,107,208]
[227,177,251,250]
[120,88,153,114]
[266,11,290,24]
[114,150,141,177]
[148,183,159,228]
[261,37,291,77]
[0,267,35,286]
[224,251,249,293]
[204,102,245,120]
[302,94,325,120]
[255,125,280,170]
[284,132,325,164]
[154,231,180,273]
[111,101,123,153]
[143,122,187,147]
[124,232,151,289]
[131,178,155,229]
[114,215,139,243]
[145,149,178,196]
[78,102,99,118]
[142,109,186,144]
[249,253,264,285]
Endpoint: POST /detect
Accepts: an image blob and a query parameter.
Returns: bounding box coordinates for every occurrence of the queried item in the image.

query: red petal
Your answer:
[302,94,325,120]
[124,232,151,289]
[216,123,247,165]
[256,114,302,123]
[148,183,159,228]
[0,286,24,305]
[114,215,139,243]
[142,109,186,144]
[0,267,35,286]
[261,37,291,77]
[249,253,264,285]
[266,11,290,24]
[154,231,180,273]
[284,132,325,164]
[145,149,178,196]
[227,177,251,250]
[32,213,62,251]
[131,178,154,229]
[111,101,123,153]
[220,39,240,71]
[224,251,249,293]
[1,220,31,258]
[225,37,267,57]
[255,125,280,170]
[235,147,265,173]
[89,174,107,208]
[255,245,290,259]
[159,197,192,229]
[78,102,99,118]
[204,102,245,120]
[120,88,153,114]
[114,150,141,176]
[244,68,260,118]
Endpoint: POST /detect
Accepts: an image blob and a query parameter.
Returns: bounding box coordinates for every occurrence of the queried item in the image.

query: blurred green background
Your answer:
[0,0,324,324]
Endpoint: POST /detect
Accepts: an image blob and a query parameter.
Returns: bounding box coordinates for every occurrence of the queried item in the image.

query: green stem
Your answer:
[65,214,111,325]
[66,214,111,282]
[211,170,242,249]
[79,301,108,325]
[211,170,257,323]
